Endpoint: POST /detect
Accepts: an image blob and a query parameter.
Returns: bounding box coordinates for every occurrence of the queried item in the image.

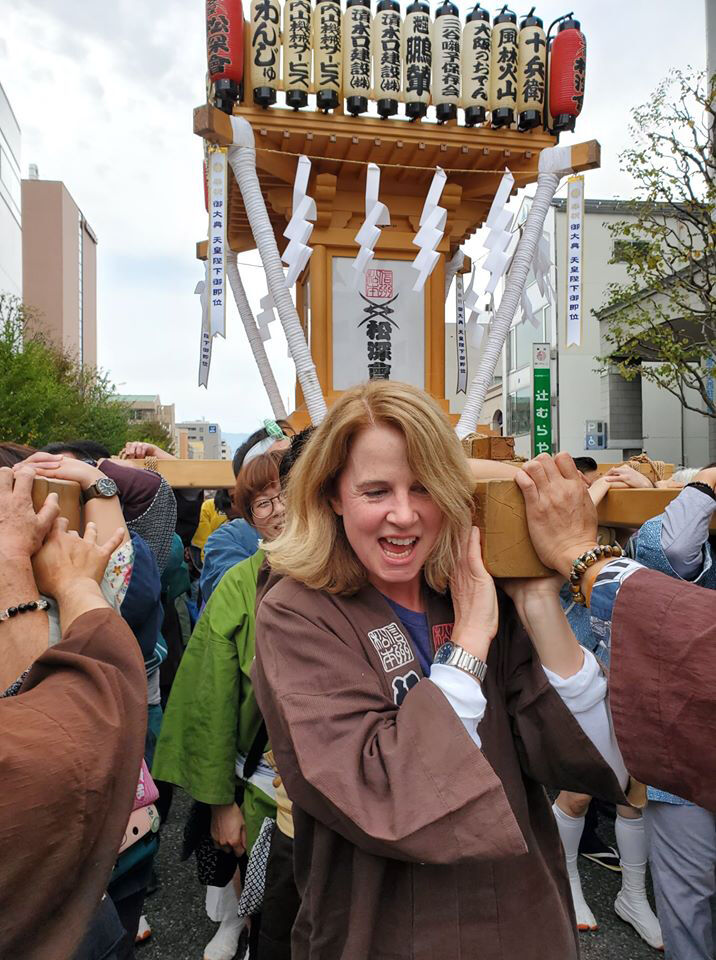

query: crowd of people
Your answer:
[0,380,714,960]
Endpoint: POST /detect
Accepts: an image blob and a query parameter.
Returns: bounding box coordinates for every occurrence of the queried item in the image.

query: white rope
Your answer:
[228,117,327,425]
[456,145,575,438]
[225,254,288,420]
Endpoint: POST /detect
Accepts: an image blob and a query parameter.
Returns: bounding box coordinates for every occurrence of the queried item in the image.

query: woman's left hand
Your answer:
[500,572,565,608]
[13,453,105,491]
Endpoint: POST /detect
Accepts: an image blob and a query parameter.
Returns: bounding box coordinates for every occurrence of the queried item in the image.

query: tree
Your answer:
[126,419,176,454]
[598,69,716,419]
[0,293,130,452]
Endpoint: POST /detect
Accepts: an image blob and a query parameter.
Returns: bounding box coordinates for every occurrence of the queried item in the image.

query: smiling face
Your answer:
[330,424,444,607]
[250,481,286,542]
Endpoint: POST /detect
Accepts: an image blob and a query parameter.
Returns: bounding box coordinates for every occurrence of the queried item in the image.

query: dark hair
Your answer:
[232,420,293,477]
[42,440,112,460]
[0,442,36,468]
[213,488,233,514]
[279,427,315,484]
[233,450,283,523]
[573,457,598,475]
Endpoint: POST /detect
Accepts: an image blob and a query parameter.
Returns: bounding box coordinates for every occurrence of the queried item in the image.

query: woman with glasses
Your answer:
[153,450,287,960]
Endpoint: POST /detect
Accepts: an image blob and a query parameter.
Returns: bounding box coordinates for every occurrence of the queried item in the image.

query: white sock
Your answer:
[204,899,247,960]
[614,814,662,948]
[553,802,597,930]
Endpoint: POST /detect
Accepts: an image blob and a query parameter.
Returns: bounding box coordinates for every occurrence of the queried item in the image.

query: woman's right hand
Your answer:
[211,802,247,857]
[449,526,498,661]
[32,519,125,600]
[118,442,175,461]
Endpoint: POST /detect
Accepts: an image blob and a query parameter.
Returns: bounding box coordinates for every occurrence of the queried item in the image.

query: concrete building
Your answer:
[119,394,176,436]
[22,177,97,367]
[448,196,714,466]
[176,419,223,459]
[0,82,22,297]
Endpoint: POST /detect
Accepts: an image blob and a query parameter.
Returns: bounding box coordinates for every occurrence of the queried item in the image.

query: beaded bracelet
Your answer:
[569,543,623,606]
[0,598,50,622]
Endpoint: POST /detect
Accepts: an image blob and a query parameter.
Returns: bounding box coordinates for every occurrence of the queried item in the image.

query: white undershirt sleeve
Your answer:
[429,664,487,747]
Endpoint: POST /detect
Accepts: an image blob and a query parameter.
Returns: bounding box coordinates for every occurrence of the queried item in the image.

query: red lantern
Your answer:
[548,17,586,133]
[206,0,245,113]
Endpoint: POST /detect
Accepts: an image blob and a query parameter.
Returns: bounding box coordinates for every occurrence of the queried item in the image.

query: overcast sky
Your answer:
[0,0,708,432]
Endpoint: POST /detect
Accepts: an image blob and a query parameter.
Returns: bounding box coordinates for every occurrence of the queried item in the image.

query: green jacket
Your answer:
[153,549,275,847]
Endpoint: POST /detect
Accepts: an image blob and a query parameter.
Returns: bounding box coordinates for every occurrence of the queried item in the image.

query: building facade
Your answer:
[120,394,176,433]
[22,178,98,367]
[0,82,22,298]
[175,420,223,459]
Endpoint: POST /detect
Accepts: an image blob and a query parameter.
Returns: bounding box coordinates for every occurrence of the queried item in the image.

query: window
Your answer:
[506,387,531,436]
[0,145,21,213]
[507,307,546,372]
[611,240,649,263]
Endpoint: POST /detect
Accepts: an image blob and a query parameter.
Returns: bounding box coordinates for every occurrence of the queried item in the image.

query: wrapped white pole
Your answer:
[226,254,288,420]
[456,145,574,438]
[228,116,327,425]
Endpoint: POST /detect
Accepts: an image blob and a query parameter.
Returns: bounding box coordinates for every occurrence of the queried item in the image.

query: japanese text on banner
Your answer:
[565,175,584,347]
[208,145,227,338]
[532,342,552,456]
[455,273,468,394]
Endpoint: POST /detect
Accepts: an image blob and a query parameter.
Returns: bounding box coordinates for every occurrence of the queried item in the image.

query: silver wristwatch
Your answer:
[433,641,487,684]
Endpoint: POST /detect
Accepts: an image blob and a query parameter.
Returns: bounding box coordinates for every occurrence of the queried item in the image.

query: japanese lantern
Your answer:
[373,0,402,119]
[314,0,343,111]
[343,0,372,115]
[432,0,461,123]
[402,0,431,120]
[517,8,546,130]
[461,3,490,127]
[250,0,281,107]
[549,16,586,132]
[206,0,244,113]
[284,0,313,109]
[489,6,518,128]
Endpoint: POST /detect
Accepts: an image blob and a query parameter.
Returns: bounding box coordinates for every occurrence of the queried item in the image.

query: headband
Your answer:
[242,420,287,467]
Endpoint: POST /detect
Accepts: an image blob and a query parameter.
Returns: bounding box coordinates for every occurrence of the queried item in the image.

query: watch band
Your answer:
[438,644,488,684]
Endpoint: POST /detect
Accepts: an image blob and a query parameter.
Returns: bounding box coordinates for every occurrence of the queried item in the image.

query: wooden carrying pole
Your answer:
[30,478,82,532]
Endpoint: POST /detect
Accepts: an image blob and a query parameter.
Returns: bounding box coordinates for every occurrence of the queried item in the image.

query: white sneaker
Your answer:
[614,890,664,950]
[203,915,248,960]
[569,877,598,931]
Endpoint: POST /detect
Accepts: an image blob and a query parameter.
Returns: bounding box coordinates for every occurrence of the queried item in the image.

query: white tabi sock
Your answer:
[553,802,598,930]
[614,813,663,949]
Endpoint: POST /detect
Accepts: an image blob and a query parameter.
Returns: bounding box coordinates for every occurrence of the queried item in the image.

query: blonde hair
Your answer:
[266,381,476,595]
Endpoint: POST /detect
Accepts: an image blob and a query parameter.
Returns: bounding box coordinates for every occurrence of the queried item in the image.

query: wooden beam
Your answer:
[196,240,208,261]
[31,478,82,532]
[193,104,234,146]
[570,140,601,172]
[120,459,236,488]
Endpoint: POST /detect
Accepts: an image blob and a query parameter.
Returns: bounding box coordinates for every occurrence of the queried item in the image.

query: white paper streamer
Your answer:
[411,167,448,292]
[282,155,317,288]
[196,268,213,388]
[257,292,276,342]
[463,265,480,323]
[351,163,390,286]
[482,169,515,296]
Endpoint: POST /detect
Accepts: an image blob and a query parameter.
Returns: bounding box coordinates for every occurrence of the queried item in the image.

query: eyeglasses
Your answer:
[251,491,285,520]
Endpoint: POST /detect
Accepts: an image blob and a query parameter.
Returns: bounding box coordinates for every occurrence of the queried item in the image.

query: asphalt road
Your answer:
[140,789,662,960]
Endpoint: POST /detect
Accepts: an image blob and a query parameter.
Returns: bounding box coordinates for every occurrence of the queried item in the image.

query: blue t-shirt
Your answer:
[385,596,433,676]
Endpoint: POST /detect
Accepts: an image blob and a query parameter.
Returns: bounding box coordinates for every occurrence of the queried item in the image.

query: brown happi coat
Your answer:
[253,577,626,960]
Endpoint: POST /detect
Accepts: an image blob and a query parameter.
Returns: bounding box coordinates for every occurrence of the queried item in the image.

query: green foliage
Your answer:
[0,293,130,452]
[598,69,716,418]
[126,419,176,454]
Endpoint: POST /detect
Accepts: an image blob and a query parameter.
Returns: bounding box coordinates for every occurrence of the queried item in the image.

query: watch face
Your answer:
[95,477,118,497]
[434,641,454,664]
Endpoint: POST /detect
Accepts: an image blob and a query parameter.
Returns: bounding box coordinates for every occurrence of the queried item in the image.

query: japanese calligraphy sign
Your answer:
[372,2,402,112]
[455,272,468,394]
[565,175,584,347]
[314,0,342,109]
[250,0,281,103]
[432,5,461,119]
[343,0,372,108]
[332,258,425,390]
[206,0,243,86]
[283,0,312,104]
[402,2,431,116]
[532,343,552,456]
[517,16,546,124]
[207,145,227,339]
[489,14,518,120]
[460,10,490,119]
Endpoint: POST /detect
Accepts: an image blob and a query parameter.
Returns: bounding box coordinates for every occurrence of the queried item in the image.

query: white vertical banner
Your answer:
[565,175,584,347]
[455,272,468,394]
[208,145,228,338]
[197,264,213,388]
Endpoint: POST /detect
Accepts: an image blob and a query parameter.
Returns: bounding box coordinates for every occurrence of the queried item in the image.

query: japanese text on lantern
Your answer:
[286,0,312,89]
[565,176,584,347]
[404,12,431,97]
[532,343,552,456]
[438,16,461,99]
[317,1,341,91]
[468,21,490,101]
[208,146,227,337]
[360,270,398,380]
[347,6,371,92]
[375,11,401,94]
[572,35,587,112]
[207,0,232,77]
[252,0,280,82]
[495,26,517,101]
[520,29,545,107]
